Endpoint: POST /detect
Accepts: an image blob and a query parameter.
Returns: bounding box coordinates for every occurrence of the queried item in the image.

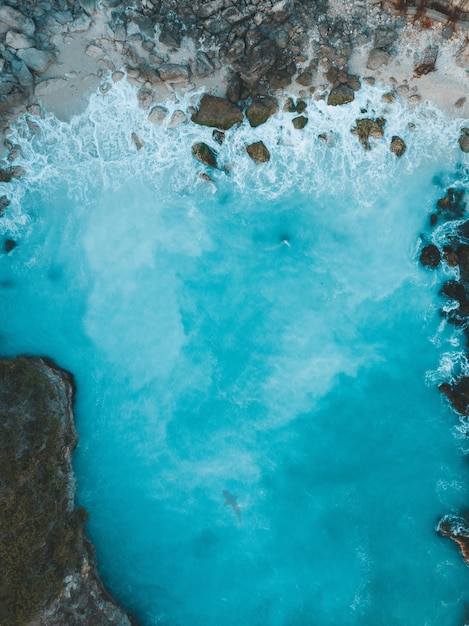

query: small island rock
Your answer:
[192,142,218,168]
[246,141,270,163]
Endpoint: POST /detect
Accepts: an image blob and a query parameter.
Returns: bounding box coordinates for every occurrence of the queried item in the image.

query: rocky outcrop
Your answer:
[191,94,243,130]
[0,357,133,626]
[390,135,406,157]
[420,244,441,268]
[437,516,469,565]
[351,117,386,150]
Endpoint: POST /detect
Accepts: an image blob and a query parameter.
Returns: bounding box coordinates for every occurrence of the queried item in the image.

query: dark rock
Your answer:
[191,142,218,168]
[437,516,469,565]
[390,135,406,157]
[437,188,466,218]
[0,196,10,215]
[347,74,361,91]
[191,95,243,130]
[430,214,438,227]
[4,238,17,253]
[441,280,467,305]
[443,246,459,267]
[414,45,438,77]
[0,168,13,183]
[246,141,270,163]
[284,97,306,113]
[246,96,278,127]
[194,51,214,77]
[419,244,440,268]
[158,63,190,83]
[292,115,308,129]
[459,134,469,153]
[159,18,183,48]
[235,40,279,88]
[327,84,354,106]
[212,129,225,145]
[296,70,314,86]
[351,117,386,150]
[440,377,469,415]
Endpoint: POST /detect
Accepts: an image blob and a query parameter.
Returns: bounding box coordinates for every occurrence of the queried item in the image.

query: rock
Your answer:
[158,63,190,83]
[137,87,152,110]
[455,97,466,109]
[85,44,102,58]
[235,40,279,88]
[292,115,308,129]
[11,59,34,88]
[246,97,278,127]
[366,49,391,70]
[168,110,187,128]
[191,95,243,130]
[5,31,35,50]
[131,132,143,151]
[318,132,335,147]
[296,70,314,86]
[390,136,406,157]
[0,196,10,215]
[0,168,13,183]
[35,78,68,97]
[0,357,132,626]
[382,92,396,103]
[68,14,92,33]
[459,134,469,153]
[17,48,56,73]
[159,20,183,48]
[437,188,466,218]
[437,516,469,565]
[4,238,17,252]
[194,51,214,77]
[148,105,167,124]
[408,94,421,106]
[419,244,440,268]
[246,141,270,163]
[327,84,354,106]
[197,0,224,18]
[440,377,469,415]
[212,130,225,145]
[414,45,438,77]
[0,6,35,36]
[192,142,218,168]
[351,117,386,150]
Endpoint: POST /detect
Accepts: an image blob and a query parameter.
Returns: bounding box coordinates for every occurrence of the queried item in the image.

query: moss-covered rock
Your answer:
[191,142,218,168]
[246,96,278,127]
[0,357,132,626]
[351,117,386,150]
[246,141,270,163]
[191,94,243,130]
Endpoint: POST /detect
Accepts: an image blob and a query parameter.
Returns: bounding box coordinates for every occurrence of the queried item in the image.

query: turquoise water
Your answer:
[1,79,469,624]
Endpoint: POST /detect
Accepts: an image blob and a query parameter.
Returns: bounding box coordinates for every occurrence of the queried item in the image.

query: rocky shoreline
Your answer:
[0,357,134,626]
[1,0,469,622]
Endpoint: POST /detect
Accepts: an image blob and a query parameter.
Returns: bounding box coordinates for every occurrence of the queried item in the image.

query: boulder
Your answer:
[158,63,190,84]
[137,87,153,110]
[0,168,13,183]
[246,97,278,127]
[168,111,187,128]
[292,116,308,129]
[192,142,218,168]
[35,78,68,97]
[68,14,92,33]
[351,118,386,150]
[438,516,469,566]
[5,31,35,50]
[148,106,167,124]
[327,84,354,106]
[235,40,279,88]
[0,6,35,35]
[191,95,243,130]
[390,136,406,157]
[419,244,440,268]
[366,49,391,70]
[4,238,17,253]
[246,141,270,163]
[0,196,10,215]
[459,134,469,153]
[414,45,438,77]
[17,48,56,73]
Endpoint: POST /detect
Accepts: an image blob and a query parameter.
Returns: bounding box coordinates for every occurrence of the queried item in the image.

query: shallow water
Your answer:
[1,79,469,625]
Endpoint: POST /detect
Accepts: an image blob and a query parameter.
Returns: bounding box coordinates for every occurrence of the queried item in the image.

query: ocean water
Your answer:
[1,78,469,625]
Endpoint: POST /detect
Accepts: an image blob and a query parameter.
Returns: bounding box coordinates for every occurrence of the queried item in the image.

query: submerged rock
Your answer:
[191,142,218,168]
[0,195,10,215]
[0,357,132,625]
[436,188,466,218]
[4,238,17,253]
[191,94,243,130]
[246,141,270,163]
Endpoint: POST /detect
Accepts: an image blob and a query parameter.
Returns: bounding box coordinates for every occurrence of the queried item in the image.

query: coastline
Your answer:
[1,0,469,623]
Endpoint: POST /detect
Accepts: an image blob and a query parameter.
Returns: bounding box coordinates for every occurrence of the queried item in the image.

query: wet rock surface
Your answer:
[246,140,270,163]
[191,94,243,130]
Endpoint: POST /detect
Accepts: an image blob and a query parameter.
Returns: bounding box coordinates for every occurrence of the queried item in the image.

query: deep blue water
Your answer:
[1,79,469,625]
